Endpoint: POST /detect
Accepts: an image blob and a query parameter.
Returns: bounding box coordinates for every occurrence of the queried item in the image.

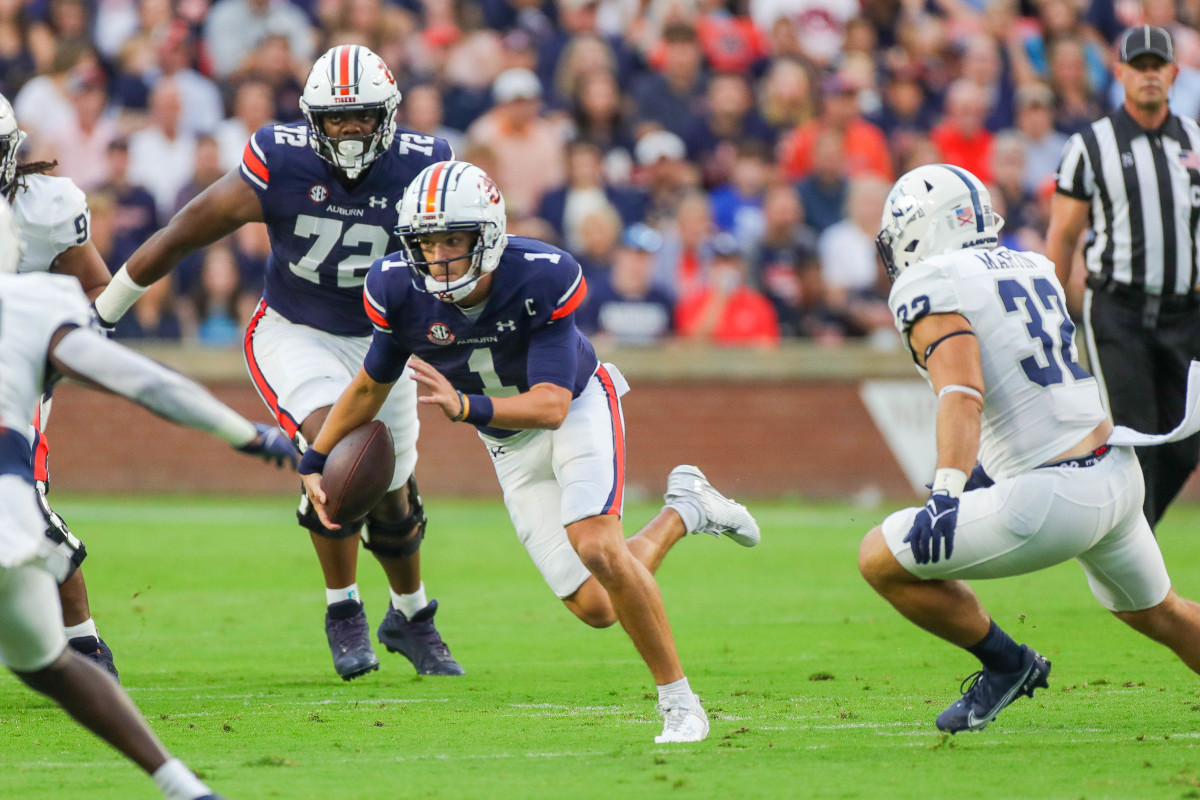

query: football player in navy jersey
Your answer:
[298,160,762,743]
[93,45,463,681]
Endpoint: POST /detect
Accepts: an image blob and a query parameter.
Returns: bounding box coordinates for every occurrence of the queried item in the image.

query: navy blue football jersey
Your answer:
[362,236,598,438]
[239,122,454,336]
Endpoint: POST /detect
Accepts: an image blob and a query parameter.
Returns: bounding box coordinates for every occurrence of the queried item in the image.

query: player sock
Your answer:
[390,582,427,618]
[64,618,98,640]
[151,758,211,800]
[966,620,1025,673]
[665,500,703,535]
[656,677,694,705]
[326,584,360,607]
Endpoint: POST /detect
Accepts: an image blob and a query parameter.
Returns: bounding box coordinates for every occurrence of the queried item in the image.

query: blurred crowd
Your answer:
[7,0,1196,347]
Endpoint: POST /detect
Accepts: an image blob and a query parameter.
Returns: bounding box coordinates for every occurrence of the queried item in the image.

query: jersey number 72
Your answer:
[288,214,390,288]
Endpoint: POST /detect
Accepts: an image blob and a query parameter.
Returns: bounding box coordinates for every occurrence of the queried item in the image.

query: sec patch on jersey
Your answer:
[322,420,395,524]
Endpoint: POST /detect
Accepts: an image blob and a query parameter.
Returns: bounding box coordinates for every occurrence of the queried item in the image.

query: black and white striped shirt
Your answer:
[1056,107,1200,296]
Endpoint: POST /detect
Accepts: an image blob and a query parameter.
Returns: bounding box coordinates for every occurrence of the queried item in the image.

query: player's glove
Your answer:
[89,304,116,338]
[237,423,298,469]
[904,491,960,565]
[963,464,994,492]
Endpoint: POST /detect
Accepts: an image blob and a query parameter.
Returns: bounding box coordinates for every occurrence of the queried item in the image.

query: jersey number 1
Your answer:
[997,277,1089,387]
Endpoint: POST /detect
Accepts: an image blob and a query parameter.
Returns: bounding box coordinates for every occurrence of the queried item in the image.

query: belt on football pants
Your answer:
[1038,445,1111,470]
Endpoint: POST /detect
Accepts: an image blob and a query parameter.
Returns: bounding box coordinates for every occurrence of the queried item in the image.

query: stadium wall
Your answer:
[45,343,1200,502]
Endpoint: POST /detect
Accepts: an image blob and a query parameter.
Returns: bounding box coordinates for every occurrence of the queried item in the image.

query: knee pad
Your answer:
[361,475,427,558]
[296,488,363,539]
[36,481,86,584]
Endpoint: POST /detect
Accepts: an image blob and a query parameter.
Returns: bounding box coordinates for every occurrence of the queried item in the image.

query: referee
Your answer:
[1047,25,1200,530]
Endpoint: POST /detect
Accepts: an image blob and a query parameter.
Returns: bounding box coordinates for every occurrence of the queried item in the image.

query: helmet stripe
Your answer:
[424,161,448,213]
[337,46,351,95]
[941,164,985,233]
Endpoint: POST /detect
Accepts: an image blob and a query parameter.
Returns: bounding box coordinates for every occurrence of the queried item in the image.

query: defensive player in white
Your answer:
[93,46,461,680]
[857,164,1200,733]
[298,160,761,742]
[0,196,296,800]
[0,92,123,677]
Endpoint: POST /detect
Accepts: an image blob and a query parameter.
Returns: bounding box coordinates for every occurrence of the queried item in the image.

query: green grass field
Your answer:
[3,496,1200,800]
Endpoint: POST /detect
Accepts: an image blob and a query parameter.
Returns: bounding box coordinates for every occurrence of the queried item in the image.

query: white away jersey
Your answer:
[889,246,1107,479]
[0,272,92,445]
[12,174,89,274]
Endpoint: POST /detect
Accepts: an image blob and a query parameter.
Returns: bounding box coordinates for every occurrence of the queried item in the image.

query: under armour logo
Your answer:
[496,320,515,332]
[369,196,388,208]
[490,445,506,458]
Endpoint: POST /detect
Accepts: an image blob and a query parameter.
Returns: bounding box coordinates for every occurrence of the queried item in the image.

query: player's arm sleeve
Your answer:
[50,326,258,447]
[527,262,587,387]
[361,266,411,384]
[239,128,273,195]
[1055,133,1094,200]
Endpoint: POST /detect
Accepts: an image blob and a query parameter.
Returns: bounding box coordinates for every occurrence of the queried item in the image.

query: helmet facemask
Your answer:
[399,220,501,303]
[0,122,24,195]
[302,103,394,180]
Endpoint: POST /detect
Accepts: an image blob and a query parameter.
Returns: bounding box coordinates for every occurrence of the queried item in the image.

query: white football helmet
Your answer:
[0,195,21,273]
[0,93,25,194]
[876,164,1004,280]
[395,160,507,303]
[299,45,400,179]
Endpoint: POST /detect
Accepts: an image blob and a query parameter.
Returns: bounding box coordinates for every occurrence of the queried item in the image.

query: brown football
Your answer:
[321,420,395,525]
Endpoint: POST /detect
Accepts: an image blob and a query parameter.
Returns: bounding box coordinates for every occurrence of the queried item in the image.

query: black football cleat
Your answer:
[69,635,119,682]
[936,646,1051,733]
[377,600,464,676]
[325,600,379,681]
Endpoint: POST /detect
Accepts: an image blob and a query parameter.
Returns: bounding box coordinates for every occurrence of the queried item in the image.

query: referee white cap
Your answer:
[1119,25,1174,64]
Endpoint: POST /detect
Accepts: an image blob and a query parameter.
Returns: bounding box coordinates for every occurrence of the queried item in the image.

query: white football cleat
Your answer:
[665,465,761,547]
[655,694,710,743]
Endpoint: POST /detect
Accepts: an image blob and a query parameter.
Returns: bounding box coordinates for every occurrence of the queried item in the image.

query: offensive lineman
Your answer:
[299,160,761,742]
[858,164,1200,733]
[93,45,461,680]
[0,92,121,676]
[0,196,296,800]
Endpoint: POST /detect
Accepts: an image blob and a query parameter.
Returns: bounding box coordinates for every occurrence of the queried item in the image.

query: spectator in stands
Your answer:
[232,33,304,123]
[779,73,891,183]
[172,134,223,215]
[930,79,994,184]
[203,0,315,79]
[319,0,411,70]
[676,231,780,347]
[1018,0,1108,99]
[816,174,894,345]
[47,62,116,191]
[538,138,645,252]
[13,39,92,140]
[573,202,622,284]
[126,77,196,219]
[214,78,276,171]
[795,128,847,235]
[1011,82,1066,195]
[757,57,814,139]
[866,63,937,172]
[695,3,767,75]
[654,189,712,299]
[748,183,828,339]
[683,71,774,189]
[709,140,770,248]
[1046,36,1104,137]
[549,31,617,113]
[631,21,707,140]
[0,0,36,96]
[466,66,568,218]
[635,128,699,229]
[748,0,859,69]
[401,82,464,157]
[989,131,1037,249]
[568,68,636,179]
[959,32,1016,133]
[576,222,676,346]
[153,22,223,137]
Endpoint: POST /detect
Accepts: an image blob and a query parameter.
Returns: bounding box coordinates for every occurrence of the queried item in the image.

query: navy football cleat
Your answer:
[936,646,1051,733]
[69,635,119,682]
[324,600,379,681]
[377,599,464,676]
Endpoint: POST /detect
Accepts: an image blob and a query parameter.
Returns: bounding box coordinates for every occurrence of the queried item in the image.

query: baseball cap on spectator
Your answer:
[635,130,686,166]
[1119,25,1174,63]
[1015,83,1054,110]
[492,68,542,103]
[710,232,742,258]
[622,223,663,253]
